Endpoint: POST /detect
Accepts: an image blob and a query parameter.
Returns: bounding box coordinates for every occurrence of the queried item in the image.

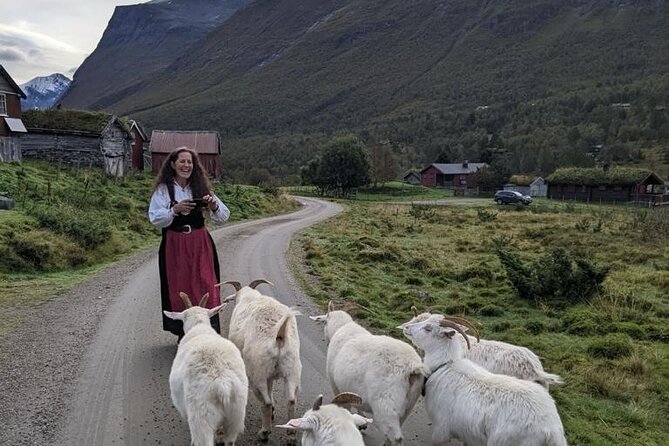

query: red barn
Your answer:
[129,120,148,171]
[420,161,488,188]
[149,130,221,178]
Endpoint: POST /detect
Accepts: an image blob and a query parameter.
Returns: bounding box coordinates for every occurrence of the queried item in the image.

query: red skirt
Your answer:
[159,227,221,335]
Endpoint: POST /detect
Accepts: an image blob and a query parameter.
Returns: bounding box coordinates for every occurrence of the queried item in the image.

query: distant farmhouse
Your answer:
[21,109,133,176]
[402,170,421,185]
[420,161,488,188]
[546,167,666,205]
[0,64,28,162]
[149,130,221,178]
[504,175,547,197]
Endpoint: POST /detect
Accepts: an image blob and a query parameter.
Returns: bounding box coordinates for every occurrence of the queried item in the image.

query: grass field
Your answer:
[294,198,669,446]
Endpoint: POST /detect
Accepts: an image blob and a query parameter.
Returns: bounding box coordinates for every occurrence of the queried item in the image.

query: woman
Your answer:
[148,146,230,341]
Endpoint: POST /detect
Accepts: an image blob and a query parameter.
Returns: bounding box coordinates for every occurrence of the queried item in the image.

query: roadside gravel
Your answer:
[0,250,155,446]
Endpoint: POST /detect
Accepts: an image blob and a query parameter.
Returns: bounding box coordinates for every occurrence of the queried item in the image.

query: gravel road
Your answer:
[0,196,433,446]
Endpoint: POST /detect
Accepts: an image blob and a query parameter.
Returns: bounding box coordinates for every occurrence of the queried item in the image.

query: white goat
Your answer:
[220,279,302,444]
[400,307,563,389]
[276,392,373,446]
[402,314,568,446]
[310,301,423,446]
[163,292,248,446]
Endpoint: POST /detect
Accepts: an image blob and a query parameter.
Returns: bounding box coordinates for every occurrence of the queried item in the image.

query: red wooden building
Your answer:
[0,64,27,162]
[129,120,148,171]
[149,130,221,178]
[420,161,488,188]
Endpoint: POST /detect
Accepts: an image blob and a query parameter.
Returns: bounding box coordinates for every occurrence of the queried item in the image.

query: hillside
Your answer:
[59,0,251,109]
[63,0,669,180]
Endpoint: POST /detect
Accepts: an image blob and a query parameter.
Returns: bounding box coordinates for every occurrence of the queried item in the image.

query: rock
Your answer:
[0,195,14,210]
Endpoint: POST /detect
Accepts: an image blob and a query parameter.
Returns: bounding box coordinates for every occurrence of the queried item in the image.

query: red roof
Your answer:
[149,130,220,155]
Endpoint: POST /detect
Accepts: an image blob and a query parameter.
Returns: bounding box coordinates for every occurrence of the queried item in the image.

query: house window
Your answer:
[0,94,6,115]
[460,175,467,185]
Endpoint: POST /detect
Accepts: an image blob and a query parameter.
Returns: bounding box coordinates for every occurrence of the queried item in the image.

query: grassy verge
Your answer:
[0,161,300,335]
[293,199,669,446]
[285,181,457,201]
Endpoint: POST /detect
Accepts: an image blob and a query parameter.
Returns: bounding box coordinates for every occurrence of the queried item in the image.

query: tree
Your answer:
[318,134,370,197]
[369,141,399,187]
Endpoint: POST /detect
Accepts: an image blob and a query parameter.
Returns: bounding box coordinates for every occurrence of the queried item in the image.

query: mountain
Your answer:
[59,0,251,110]
[20,74,71,110]
[60,0,669,180]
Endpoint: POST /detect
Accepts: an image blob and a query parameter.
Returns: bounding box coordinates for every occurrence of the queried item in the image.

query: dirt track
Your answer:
[0,196,433,445]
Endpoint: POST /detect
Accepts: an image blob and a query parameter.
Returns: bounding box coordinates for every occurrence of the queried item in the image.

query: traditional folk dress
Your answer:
[148,182,230,337]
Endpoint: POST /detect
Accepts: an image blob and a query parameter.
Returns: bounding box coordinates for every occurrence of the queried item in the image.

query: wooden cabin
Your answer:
[546,167,666,205]
[21,109,133,176]
[0,64,27,162]
[420,161,488,188]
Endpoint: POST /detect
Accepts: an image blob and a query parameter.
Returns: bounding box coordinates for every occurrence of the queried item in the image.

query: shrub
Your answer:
[496,247,609,304]
[479,304,505,317]
[26,205,112,249]
[562,308,608,335]
[587,333,633,359]
[476,208,498,222]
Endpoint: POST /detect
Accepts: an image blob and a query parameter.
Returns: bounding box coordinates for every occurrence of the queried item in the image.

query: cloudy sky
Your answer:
[0,1,146,85]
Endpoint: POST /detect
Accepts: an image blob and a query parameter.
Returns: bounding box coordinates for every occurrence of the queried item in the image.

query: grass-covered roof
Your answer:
[509,175,535,186]
[546,167,656,186]
[22,109,130,135]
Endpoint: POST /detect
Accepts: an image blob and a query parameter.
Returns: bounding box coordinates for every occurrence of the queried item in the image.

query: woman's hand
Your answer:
[203,194,219,212]
[172,199,195,215]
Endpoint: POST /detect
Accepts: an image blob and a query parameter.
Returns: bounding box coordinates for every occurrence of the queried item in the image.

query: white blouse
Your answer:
[148,182,231,228]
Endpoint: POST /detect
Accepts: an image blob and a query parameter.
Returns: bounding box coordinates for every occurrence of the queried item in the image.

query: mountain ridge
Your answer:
[59,0,669,180]
[20,73,71,110]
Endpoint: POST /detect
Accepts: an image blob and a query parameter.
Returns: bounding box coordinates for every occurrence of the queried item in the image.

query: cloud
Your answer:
[0,47,25,61]
[0,22,86,83]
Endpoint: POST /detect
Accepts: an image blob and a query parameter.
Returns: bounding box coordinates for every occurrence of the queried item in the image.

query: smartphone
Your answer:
[192,198,208,208]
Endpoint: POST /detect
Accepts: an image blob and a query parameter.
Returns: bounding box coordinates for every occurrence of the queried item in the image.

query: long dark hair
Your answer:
[153,147,213,200]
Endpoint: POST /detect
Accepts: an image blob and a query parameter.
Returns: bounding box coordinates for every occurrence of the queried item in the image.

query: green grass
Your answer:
[0,160,300,336]
[294,199,669,446]
[286,181,457,201]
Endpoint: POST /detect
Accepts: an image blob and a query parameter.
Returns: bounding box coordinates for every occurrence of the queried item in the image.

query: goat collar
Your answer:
[422,360,453,396]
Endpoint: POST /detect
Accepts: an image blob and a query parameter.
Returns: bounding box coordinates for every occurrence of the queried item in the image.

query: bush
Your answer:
[587,333,633,359]
[562,308,608,335]
[496,247,609,304]
[26,205,113,249]
[479,304,505,316]
[476,208,498,222]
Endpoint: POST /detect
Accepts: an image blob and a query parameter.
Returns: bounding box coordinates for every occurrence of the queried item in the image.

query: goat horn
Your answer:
[331,392,362,407]
[328,300,335,313]
[179,292,193,308]
[439,319,471,350]
[249,279,273,289]
[312,394,323,411]
[198,293,209,307]
[216,281,241,291]
[443,315,480,342]
[411,305,419,317]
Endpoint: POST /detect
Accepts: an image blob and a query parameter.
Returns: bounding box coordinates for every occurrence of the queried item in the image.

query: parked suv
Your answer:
[494,190,532,205]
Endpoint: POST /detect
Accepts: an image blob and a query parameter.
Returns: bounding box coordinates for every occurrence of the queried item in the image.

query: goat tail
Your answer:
[405,365,425,414]
[273,307,301,349]
[539,371,564,387]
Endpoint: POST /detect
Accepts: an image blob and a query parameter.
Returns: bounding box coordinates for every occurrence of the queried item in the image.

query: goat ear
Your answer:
[309,314,327,322]
[163,310,184,321]
[276,418,313,431]
[207,305,224,318]
[351,414,373,427]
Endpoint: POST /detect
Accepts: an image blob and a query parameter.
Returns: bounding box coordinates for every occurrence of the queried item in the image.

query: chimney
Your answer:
[462,160,469,168]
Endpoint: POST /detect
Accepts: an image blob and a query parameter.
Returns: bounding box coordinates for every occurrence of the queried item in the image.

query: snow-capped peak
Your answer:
[19,73,72,110]
[20,73,71,95]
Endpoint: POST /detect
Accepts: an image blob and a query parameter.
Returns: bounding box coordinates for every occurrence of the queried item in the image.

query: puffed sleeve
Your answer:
[148,184,176,228]
[209,194,230,224]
